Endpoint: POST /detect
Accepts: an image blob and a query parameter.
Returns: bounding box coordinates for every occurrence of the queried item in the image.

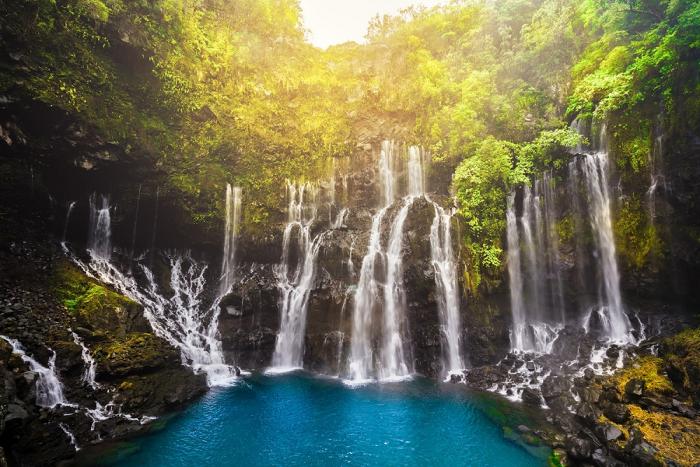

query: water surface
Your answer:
[94,374,547,466]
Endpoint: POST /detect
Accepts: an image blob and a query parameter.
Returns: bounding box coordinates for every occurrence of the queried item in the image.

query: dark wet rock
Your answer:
[672,398,697,418]
[596,424,624,442]
[626,429,662,466]
[600,402,630,424]
[625,378,646,400]
[463,365,507,391]
[606,345,620,360]
[601,385,622,403]
[541,375,574,412]
[551,325,588,361]
[576,402,601,426]
[566,435,594,460]
[521,387,542,407]
[580,386,602,404]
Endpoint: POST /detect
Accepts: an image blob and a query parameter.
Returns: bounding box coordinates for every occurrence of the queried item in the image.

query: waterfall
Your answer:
[341,174,349,204]
[506,120,631,353]
[62,201,76,243]
[542,172,566,323]
[80,251,235,385]
[379,140,398,205]
[429,203,464,375]
[567,120,631,342]
[347,141,419,382]
[506,193,529,351]
[570,153,631,341]
[69,189,237,385]
[150,186,159,263]
[332,207,349,229]
[270,181,326,370]
[220,184,242,296]
[379,197,413,379]
[346,236,356,278]
[506,185,564,353]
[70,331,99,389]
[129,185,142,265]
[1,336,73,408]
[407,146,425,195]
[647,124,665,221]
[88,194,112,260]
[348,206,388,382]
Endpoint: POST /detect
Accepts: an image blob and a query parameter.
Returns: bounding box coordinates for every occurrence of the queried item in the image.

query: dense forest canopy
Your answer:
[1,0,698,289]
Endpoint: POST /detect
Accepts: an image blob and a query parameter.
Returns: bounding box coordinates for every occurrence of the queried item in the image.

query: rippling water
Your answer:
[91,374,547,466]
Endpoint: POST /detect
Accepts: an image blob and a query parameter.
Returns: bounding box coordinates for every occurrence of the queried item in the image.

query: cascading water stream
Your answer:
[70,331,99,389]
[69,192,239,386]
[429,202,465,375]
[647,117,666,222]
[379,197,413,380]
[220,184,242,296]
[129,185,142,266]
[62,201,76,244]
[88,194,112,260]
[347,206,388,382]
[1,335,73,408]
[348,141,420,382]
[570,145,631,341]
[506,193,529,351]
[506,179,565,354]
[270,182,327,371]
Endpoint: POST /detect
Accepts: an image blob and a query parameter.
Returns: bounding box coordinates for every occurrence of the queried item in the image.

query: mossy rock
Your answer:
[93,333,180,378]
[660,328,700,403]
[114,369,207,415]
[627,404,700,466]
[52,261,149,337]
[613,356,674,397]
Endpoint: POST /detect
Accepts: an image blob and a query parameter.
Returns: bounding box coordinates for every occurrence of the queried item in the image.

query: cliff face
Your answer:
[2,90,700,465]
[3,96,699,381]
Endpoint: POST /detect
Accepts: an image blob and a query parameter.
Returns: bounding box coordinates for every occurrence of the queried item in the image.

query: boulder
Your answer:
[625,378,646,400]
[601,402,631,424]
[566,435,594,460]
[521,387,542,406]
[596,424,624,442]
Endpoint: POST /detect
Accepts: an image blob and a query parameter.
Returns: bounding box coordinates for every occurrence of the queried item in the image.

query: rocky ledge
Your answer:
[460,320,700,466]
[0,240,207,466]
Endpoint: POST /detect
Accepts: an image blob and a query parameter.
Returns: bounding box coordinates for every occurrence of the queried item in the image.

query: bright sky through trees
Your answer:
[299,0,445,48]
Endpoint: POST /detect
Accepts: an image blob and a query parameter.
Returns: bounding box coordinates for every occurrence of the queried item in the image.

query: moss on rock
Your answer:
[627,405,700,466]
[52,261,147,337]
[613,356,675,396]
[661,328,700,403]
[614,195,663,271]
[93,333,180,378]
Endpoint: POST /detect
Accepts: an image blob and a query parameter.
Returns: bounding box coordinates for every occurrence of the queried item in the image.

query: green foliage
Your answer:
[2,0,698,293]
[452,129,579,285]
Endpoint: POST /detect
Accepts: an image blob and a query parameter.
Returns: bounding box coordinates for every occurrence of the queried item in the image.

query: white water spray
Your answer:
[429,202,464,375]
[569,124,631,342]
[88,194,112,260]
[270,181,327,371]
[1,335,73,408]
[70,331,99,389]
[220,184,242,296]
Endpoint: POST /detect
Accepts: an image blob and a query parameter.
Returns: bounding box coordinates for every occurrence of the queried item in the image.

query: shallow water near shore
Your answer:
[84,373,549,466]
